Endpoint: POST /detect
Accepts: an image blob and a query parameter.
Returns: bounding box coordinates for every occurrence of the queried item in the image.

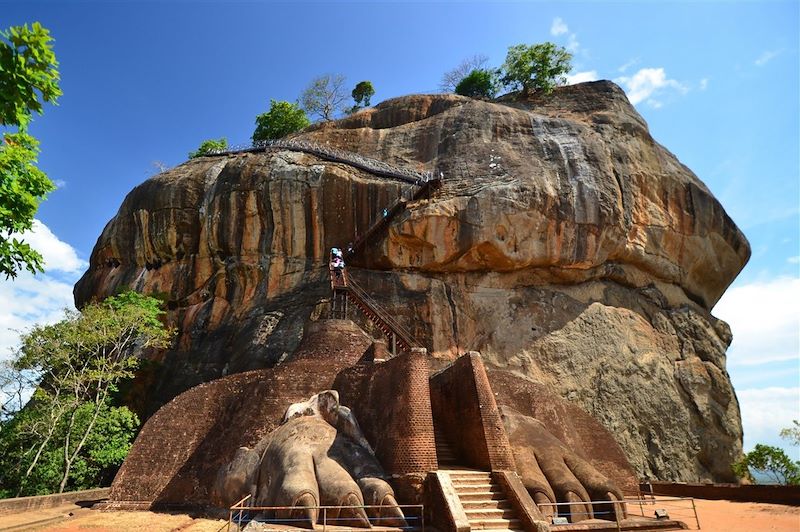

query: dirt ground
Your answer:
[0,507,228,532]
[1,499,797,531]
[688,499,800,532]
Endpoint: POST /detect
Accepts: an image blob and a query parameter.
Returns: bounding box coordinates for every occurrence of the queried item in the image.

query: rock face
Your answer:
[75,81,749,482]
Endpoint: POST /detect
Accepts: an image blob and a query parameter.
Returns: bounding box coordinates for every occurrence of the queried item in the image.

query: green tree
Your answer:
[455,69,498,99]
[440,54,489,93]
[0,291,172,496]
[188,137,227,159]
[301,74,348,121]
[0,23,62,279]
[252,100,310,142]
[0,400,138,497]
[733,444,800,486]
[500,42,572,96]
[351,81,375,109]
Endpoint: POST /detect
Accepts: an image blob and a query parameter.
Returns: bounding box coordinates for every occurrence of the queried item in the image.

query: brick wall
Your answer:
[110,320,373,507]
[334,348,437,477]
[429,352,516,471]
[645,481,800,506]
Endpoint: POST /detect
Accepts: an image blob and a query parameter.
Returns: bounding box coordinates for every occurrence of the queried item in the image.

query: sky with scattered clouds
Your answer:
[2,1,798,462]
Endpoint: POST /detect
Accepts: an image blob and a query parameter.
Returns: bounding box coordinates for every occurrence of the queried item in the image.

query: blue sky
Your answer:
[1,1,798,459]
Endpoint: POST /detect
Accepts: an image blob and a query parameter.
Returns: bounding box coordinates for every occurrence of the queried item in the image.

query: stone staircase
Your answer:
[434,425,458,467]
[448,470,524,531]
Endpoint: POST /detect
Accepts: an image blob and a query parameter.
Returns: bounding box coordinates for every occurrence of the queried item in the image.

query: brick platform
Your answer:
[430,352,516,471]
[109,320,373,507]
[334,348,438,476]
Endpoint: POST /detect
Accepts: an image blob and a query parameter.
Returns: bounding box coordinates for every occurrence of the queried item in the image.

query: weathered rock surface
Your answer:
[75,81,749,482]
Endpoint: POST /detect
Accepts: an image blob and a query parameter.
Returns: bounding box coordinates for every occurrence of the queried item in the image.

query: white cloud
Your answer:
[549,17,579,53]
[16,220,87,274]
[787,256,800,264]
[714,276,800,367]
[566,33,580,53]
[550,17,568,36]
[0,221,86,361]
[617,58,639,73]
[615,67,688,107]
[699,78,709,91]
[566,70,598,85]
[738,387,800,458]
[755,49,782,66]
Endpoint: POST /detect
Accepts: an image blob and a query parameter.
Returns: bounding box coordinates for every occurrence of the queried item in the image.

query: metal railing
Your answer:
[346,275,421,352]
[227,494,424,531]
[202,138,435,184]
[538,495,700,530]
[627,495,701,529]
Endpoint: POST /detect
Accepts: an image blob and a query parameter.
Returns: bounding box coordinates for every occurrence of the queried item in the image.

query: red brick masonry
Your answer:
[334,348,438,475]
[644,481,800,506]
[429,352,516,471]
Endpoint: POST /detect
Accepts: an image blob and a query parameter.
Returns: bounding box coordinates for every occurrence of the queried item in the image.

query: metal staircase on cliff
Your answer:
[330,269,419,355]
[344,176,440,261]
[327,161,441,356]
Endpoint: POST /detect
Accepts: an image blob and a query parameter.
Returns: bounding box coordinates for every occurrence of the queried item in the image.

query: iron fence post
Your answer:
[691,498,701,529]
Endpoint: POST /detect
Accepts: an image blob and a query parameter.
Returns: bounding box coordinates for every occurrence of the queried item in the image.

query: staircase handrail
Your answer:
[201,138,433,185]
[344,175,442,261]
[345,275,420,349]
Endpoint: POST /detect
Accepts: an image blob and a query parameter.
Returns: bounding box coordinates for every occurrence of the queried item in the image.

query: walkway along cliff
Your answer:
[74,81,750,495]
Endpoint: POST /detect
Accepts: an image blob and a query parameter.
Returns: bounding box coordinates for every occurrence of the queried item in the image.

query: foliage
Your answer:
[351,81,375,110]
[455,69,498,99]
[732,444,800,485]
[0,23,61,129]
[0,401,138,497]
[188,137,227,159]
[0,291,172,496]
[301,74,348,121]
[500,42,572,95]
[0,133,55,278]
[0,23,61,279]
[252,100,310,142]
[780,420,800,446]
[440,54,489,93]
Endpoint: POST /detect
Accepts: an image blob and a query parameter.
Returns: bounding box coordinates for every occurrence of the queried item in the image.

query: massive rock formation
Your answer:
[75,81,749,482]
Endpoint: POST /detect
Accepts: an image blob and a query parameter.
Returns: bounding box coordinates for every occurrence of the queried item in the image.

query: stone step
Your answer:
[467,518,523,530]
[452,480,496,489]
[465,508,517,520]
[461,499,512,511]
[469,530,524,532]
[456,490,506,501]
[450,474,493,482]
[448,471,492,479]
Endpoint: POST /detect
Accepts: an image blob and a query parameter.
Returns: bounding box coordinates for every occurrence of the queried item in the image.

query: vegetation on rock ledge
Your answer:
[252,100,310,142]
[189,137,228,158]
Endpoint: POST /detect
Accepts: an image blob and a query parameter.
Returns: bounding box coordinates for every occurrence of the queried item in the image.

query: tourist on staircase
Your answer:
[330,247,345,285]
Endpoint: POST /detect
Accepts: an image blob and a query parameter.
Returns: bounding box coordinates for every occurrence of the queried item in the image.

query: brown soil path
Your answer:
[3,499,797,531]
[1,508,226,531]
[691,499,799,531]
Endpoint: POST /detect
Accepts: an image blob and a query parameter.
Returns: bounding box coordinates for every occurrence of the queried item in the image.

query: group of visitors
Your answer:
[330,247,345,280]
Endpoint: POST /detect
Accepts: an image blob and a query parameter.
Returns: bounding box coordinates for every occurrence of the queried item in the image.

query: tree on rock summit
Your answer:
[189,138,227,159]
[455,69,499,99]
[252,100,310,142]
[350,81,375,110]
[501,42,572,95]
[440,54,490,93]
[301,74,348,121]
